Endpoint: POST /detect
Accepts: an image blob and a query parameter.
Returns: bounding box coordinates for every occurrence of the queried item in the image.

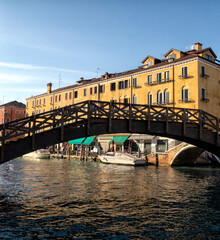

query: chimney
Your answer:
[105,72,109,79]
[194,42,202,51]
[47,83,52,94]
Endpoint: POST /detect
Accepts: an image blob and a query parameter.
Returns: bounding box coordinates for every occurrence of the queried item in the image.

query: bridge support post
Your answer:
[165,107,169,133]
[108,101,112,132]
[61,108,64,142]
[32,115,36,150]
[129,104,132,131]
[1,124,5,163]
[147,105,151,131]
[87,101,91,135]
[198,110,203,140]
[182,108,186,136]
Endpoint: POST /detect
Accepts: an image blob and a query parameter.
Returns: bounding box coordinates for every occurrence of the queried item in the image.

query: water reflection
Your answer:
[0,158,220,239]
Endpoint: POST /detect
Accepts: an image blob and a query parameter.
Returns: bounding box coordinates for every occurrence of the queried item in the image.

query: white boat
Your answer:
[99,152,146,166]
[23,149,50,159]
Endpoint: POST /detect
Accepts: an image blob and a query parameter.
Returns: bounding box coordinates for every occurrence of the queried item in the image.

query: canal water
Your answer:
[0,158,220,239]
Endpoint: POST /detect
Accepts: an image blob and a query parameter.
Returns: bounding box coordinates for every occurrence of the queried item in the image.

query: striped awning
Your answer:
[68,137,85,144]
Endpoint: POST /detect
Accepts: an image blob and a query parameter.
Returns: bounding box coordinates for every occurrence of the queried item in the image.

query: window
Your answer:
[69,92,72,99]
[65,93,68,100]
[32,100,35,107]
[84,89,87,96]
[94,86,97,94]
[182,66,188,77]
[206,55,213,61]
[50,96,53,103]
[6,118,10,122]
[202,88,206,100]
[36,100,38,105]
[168,54,176,62]
[43,109,45,113]
[39,110,41,114]
[164,89,170,104]
[157,73,162,83]
[118,81,124,90]
[181,86,189,101]
[157,90,163,104]
[164,71,170,80]
[124,80,129,89]
[74,91,78,98]
[201,66,205,76]
[124,97,129,104]
[90,87,93,95]
[132,94,137,104]
[39,99,41,105]
[110,82,116,91]
[147,92,153,105]
[148,75,152,84]
[58,95,61,101]
[132,78,137,87]
[99,85,105,93]
[55,96,58,102]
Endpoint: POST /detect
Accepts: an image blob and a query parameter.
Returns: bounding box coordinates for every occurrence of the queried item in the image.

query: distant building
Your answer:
[0,101,26,124]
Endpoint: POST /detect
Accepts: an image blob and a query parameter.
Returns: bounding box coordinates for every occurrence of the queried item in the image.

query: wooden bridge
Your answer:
[0,100,219,163]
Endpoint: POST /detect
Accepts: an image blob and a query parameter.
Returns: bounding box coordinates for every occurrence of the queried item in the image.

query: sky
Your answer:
[0,0,219,104]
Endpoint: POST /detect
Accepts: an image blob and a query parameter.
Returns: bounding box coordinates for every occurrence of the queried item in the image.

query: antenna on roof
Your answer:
[58,73,62,88]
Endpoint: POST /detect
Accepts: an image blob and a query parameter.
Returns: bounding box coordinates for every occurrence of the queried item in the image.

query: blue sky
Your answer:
[0,0,219,104]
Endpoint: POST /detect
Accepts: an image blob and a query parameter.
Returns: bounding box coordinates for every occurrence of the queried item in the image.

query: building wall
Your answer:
[26,51,220,119]
[0,106,26,124]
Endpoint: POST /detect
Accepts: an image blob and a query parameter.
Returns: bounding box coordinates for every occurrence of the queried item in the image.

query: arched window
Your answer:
[124,96,129,104]
[164,88,170,104]
[157,90,163,104]
[119,96,122,103]
[147,92,153,105]
[132,94,137,104]
[111,97,117,103]
[181,85,189,102]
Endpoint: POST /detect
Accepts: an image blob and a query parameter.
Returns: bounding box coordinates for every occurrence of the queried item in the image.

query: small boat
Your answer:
[23,149,50,159]
[99,152,146,166]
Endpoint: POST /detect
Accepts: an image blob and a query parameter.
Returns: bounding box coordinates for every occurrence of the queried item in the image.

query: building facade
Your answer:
[26,42,220,119]
[0,101,26,124]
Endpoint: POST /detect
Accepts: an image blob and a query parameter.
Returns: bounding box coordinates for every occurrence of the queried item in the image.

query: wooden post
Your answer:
[32,115,36,150]
[129,104,132,131]
[61,108,64,142]
[165,107,169,133]
[109,101,112,132]
[87,101,91,135]
[147,105,151,131]
[182,109,186,136]
[198,110,203,140]
[1,124,6,163]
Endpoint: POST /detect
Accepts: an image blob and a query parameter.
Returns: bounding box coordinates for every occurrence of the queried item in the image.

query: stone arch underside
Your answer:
[1,118,219,164]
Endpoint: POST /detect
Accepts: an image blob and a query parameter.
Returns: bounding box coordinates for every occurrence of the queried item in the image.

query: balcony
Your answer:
[179,99,195,103]
[144,79,173,86]
[178,75,193,79]
[200,74,209,78]
[201,98,209,103]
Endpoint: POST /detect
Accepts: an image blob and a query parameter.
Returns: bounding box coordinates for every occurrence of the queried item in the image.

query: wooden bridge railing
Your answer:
[0,100,219,146]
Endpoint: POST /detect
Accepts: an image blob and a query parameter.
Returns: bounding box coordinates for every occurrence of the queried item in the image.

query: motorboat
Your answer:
[23,149,50,159]
[99,152,146,166]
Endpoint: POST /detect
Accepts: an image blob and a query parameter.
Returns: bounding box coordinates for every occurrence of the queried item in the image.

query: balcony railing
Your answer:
[179,99,195,103]
[178,75,193,79]
[201,98,209,103]
[200,74,209,78]
[144,78,173,86]
[153,101,173,105]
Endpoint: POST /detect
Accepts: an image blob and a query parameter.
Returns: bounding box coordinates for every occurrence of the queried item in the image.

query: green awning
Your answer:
[68,137,85,144]
[83,137,95,145]
[109,136,129,145]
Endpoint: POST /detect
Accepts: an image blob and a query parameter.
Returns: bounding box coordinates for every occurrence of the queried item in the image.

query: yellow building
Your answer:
[26,42,220,118]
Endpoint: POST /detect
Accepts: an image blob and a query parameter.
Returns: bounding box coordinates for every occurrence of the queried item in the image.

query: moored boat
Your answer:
[23,149,50,159]
[99,152,146,166]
